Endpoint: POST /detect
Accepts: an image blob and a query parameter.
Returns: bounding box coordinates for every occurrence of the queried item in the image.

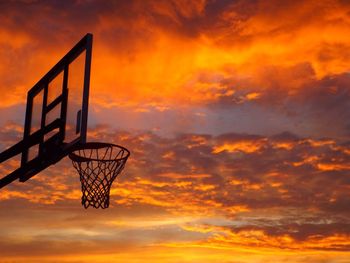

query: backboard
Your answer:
[0,33,93,188]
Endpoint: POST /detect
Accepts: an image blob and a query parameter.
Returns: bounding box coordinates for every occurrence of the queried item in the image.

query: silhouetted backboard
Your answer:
[0,33,93,188]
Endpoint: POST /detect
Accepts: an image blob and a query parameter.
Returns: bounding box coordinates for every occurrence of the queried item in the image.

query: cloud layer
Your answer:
[0,126,349,261]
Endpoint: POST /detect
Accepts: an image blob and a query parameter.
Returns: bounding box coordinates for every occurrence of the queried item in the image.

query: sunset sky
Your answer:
[0,0,350,262]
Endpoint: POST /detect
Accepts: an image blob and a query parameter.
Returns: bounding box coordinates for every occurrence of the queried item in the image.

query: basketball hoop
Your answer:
[69,142,130,209]
[0,33,132,210]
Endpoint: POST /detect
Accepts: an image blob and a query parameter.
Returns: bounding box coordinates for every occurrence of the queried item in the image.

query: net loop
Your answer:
[69,142,130,209]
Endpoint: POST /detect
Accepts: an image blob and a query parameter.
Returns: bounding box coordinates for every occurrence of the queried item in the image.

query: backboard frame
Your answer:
[0,33,92,188]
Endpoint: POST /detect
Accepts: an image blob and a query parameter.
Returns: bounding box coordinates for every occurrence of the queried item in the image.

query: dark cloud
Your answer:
[235,221,350,243]
[0,121,23,150]
[207,65,350,140]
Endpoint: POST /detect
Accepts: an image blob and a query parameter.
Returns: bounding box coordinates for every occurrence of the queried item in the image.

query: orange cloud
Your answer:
[213,139,267,153]
[1,0,350,110]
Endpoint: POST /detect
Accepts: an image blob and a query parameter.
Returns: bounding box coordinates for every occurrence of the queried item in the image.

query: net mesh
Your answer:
[69,143,130,209]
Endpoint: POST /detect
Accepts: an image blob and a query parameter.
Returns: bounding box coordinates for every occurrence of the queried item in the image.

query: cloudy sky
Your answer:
[0,0,349,262]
